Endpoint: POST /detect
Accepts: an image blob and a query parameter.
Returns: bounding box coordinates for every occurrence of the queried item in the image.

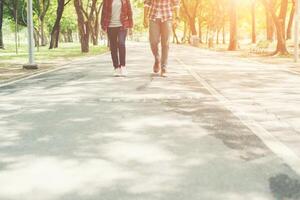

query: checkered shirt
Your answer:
[144,0,180,22]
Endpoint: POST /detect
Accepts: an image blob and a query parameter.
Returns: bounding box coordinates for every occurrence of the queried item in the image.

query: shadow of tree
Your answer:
[269,173,300,200]
[165,100,272,161]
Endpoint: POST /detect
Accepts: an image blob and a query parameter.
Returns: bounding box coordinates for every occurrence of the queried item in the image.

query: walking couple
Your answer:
[101,0,180,77]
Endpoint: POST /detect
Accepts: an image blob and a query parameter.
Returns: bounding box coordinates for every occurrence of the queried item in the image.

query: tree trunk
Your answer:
[228,0,237,51]
[274,19,288,54]
[251,1,256,44]
[286,0,295,40]
[34,0,50,46]
[91,3,102,45]
[278,0,288,40]
[172,24,179,44]
[182,21,188,43]
[216,29,220,45]
[67,29,73,42]
[40,18,47,46]
[34,29,40,51]
[198,17,202,43]
[74,0,89,53]
[182,0,199,36]
[263,0,289,55]
[189,18,197,35]
[49,0,65,49]
[266,8,274,41]
[90,16,98,45]
[188,29,191,44]
[81,22,89,52]
[206,26,209,44]
[222,24,226,44]
[0,0,4,49]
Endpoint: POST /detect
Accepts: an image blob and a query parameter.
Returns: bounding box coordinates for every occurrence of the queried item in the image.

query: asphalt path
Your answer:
[0,42,300,200]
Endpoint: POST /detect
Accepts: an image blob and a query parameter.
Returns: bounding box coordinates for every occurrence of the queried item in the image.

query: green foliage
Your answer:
[132,0,145,32]
[257,40,271,48]
[0,43,108,62]
[3,0,27,26]
[46,2,77,33]
[60,5,77,33]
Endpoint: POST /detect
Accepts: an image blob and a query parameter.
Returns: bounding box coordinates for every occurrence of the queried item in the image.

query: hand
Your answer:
[144,17,149,28]
[101,28,107,33]
[129,28,133,36]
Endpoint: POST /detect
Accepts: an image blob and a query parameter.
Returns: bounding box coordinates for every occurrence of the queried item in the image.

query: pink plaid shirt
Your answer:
[144,0,180,22]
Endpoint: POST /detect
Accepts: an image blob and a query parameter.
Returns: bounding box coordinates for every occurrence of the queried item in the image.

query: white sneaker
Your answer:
[120,66,128,77]
[113,68,121,77]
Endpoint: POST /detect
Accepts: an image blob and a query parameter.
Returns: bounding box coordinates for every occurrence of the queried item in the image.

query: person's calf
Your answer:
[160,66,167,77]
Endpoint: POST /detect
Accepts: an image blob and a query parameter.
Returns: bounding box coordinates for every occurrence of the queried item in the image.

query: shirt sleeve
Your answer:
[144,0,151,7]
[101,0,107,30]
[127,0,134,28]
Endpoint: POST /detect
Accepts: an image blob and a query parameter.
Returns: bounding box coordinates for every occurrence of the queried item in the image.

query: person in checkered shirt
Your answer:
[144,0,180,77]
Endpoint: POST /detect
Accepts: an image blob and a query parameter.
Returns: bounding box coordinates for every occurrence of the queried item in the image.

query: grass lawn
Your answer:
[0,43,108,67]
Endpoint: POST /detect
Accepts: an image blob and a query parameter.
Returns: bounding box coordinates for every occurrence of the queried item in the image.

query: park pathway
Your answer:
[0,42,300,200]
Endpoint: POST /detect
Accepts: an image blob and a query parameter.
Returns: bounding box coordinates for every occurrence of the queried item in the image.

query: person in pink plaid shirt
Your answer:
[144,0,180,77]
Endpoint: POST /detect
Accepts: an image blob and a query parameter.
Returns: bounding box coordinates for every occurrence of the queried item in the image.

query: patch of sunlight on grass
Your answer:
[0,43,108,67]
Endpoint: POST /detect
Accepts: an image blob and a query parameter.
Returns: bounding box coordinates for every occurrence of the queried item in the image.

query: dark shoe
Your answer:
[161,66,167,77]
[153,61,161,74]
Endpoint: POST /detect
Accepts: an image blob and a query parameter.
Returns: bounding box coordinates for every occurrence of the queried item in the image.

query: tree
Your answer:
[197,16,203,43]
[179,4,190,43]
[228,0,237,50]
[2,0,24,52]
[49,0,71,49]
[262,0,289,55]
[34,0,50,46]
[89,2,102,45]
[60,10,77,43]
[74,0,98,53]
[172,21,180,44]
[181,0,201,36]
[216,1,227,45]
[286,0,295,40]
[266,6,274,41]
[0,0,4,49]
[3,0,27,27]
[251,0,256,43]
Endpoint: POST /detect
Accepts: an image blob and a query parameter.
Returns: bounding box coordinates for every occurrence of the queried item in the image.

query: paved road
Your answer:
[0,42,300,200]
